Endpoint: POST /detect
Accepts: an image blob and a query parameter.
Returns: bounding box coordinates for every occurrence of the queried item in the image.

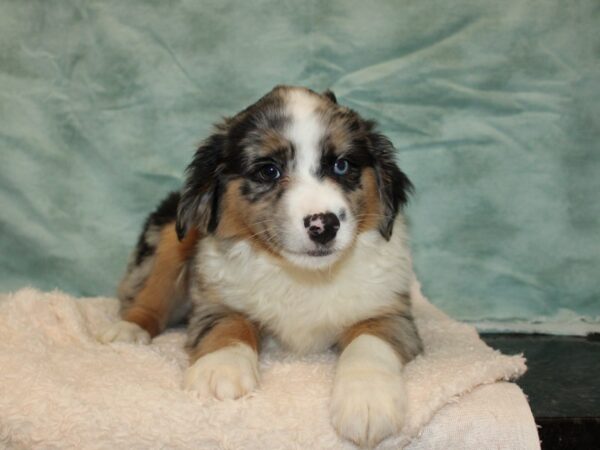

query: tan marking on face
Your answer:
[215,179,253,239]
[354,168,383,233]
[254,129,291,157]
[323,122,353,155]
[123,223,199,337]
[215,179,284,260]
[188,314,259,363]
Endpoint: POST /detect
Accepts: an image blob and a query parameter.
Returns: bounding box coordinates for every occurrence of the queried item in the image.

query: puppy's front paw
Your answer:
[184,343,259,400]
[98,320,151,344]
[331,368,407,448]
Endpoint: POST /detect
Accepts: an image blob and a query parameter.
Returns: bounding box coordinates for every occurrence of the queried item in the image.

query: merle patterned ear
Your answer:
[369,132,413,240]
[322,89,338,104]
[176,133,225,240]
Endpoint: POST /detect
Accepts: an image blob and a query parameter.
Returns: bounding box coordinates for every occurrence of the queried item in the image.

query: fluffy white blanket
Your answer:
[0,283,535,449]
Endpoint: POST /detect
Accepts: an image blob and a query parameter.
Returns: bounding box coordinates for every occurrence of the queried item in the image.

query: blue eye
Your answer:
[333,158,350,176]
[258,163,281,181]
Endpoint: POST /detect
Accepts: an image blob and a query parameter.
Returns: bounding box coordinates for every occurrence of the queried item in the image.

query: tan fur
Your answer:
[323,122,353,155]
[339,317,395,350]
[215,179,253,240]
[338,297,419,364]
[123,223,199,337]
[215,179,284,259]
[188,314,259,363]
[356,168,383,233]
[250,129,291,158]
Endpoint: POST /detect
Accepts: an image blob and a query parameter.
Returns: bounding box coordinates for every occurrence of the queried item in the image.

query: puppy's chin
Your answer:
[280,248,345,271]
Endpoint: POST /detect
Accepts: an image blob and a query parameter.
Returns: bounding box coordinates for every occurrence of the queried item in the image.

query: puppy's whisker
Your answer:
[247,226,284,248]
[252,235,282,251]
[247,228,272,240]
[354,213,383,218]
[248,218,276,227]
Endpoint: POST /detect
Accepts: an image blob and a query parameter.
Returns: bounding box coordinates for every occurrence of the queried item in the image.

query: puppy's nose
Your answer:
[303,212,340,245]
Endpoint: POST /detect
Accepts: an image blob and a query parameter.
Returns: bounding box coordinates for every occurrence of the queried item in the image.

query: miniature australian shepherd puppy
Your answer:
[100,85,422,447]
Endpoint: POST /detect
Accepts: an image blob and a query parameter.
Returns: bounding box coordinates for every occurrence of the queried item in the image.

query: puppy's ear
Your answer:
[369,132,413,240]
[322,89,338,104]
[176,133,226,240]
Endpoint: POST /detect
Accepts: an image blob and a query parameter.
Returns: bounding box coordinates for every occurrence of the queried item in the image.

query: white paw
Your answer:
[331,334,407,448]
[183,343,259,400]
[331,368,406,448]
[98,320,151,344]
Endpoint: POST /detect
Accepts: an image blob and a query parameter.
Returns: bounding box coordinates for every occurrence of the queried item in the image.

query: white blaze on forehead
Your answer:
[284,90,324,177]
[277,89,357,268]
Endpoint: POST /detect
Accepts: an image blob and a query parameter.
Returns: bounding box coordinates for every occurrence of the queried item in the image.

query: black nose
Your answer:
[303,212,340,245]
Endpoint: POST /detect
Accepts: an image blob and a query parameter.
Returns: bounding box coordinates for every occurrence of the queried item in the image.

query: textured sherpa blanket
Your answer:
[0,282,530,449]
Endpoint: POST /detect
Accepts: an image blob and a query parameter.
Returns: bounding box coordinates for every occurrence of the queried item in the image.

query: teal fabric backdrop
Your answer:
[1,0,599,331]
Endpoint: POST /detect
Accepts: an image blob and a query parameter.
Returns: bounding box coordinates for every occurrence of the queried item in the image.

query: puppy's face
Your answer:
[177,86,411,270]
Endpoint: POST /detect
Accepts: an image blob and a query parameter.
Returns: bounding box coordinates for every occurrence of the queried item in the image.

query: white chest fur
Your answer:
[194,219,413,354]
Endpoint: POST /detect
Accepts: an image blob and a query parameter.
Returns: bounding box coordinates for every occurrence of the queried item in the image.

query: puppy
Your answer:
[100,86,422,447]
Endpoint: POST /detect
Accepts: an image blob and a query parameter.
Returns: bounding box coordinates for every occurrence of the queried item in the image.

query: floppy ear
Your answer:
[369,132,413,240]
[176,133,226,240]
[322,89,338,104]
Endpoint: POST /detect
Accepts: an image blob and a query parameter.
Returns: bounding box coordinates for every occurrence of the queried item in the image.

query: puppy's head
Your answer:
[176,86,412,270]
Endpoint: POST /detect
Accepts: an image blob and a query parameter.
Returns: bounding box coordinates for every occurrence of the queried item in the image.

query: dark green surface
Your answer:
[482,334,600,417]
[1,0,599,328]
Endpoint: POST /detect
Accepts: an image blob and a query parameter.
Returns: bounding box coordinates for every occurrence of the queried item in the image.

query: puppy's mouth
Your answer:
[279,244,347,270]
[306,249,334,257]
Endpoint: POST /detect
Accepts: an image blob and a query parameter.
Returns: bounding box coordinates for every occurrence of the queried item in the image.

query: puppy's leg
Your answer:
[331,306,422,448]
[184,311,260,400]
[100,222,198,344]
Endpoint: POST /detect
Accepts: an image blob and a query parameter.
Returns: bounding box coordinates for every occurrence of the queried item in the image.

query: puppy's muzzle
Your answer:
[303,212,340,245]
